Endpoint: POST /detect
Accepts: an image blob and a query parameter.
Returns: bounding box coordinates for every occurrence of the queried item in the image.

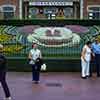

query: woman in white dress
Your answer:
[81,41,93,79]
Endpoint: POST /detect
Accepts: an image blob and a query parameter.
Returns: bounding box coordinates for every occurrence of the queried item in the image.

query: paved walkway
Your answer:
[0,72,100,100]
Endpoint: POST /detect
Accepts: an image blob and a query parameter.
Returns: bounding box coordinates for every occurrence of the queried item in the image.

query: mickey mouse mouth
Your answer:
[33,36,73,46]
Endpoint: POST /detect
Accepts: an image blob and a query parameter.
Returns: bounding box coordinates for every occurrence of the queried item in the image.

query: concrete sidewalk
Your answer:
[0,72,100,100]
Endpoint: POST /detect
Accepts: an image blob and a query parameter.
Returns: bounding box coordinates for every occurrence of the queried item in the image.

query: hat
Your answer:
[95,37,100,41]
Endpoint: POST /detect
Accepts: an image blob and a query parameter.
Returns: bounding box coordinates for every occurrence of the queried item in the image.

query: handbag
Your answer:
[41,63,47,71]
[35,58,43,65]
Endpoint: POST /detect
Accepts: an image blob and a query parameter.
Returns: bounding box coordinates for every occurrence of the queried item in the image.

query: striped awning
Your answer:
[28,0,79,1]
[29,2,73,6]
[24,0,79,6]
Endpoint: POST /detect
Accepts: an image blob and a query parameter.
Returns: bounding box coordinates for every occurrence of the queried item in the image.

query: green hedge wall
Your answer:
[0,19,100,26]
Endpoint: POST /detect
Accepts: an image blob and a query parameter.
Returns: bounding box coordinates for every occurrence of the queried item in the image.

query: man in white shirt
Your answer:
[91,38,100,77]
[28,43,42,84]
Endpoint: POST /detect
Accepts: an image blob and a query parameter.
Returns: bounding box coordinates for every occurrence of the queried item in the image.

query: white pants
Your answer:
[81,60,90,77]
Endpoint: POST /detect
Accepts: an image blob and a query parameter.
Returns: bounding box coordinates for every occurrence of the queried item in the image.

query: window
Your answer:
[64,7,73,18]
[0,5,16,19]
[3,7,14,11]
[88,6,100,19]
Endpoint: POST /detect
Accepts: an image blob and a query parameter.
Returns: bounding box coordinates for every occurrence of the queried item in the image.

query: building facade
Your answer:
[83,0,100,19]
[0,0,22,19]
[0,0,100,20]
[23,0,80,19]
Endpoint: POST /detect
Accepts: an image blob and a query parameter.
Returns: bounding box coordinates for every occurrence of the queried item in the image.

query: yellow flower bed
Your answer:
[0,33,14,43]
[3,45,24,53]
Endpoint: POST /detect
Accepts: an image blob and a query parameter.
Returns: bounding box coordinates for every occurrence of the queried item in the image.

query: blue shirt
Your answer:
[91,42,100,54]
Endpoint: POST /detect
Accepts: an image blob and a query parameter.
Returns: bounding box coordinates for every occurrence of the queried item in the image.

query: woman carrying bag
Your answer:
[28,43,42,84]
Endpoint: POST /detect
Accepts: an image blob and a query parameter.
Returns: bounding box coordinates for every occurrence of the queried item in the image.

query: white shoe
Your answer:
[32,81,40,84]
[0,82,1,87]
[4,97,12,100]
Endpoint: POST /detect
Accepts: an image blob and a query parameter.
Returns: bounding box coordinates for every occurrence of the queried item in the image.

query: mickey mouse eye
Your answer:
[45,30,52,36]
[54,29,61,36]
[54,30,60,33]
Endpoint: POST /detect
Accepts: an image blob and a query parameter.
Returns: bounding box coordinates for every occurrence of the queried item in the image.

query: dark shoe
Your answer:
[97,75,100,77]
[89,74,92,77]
[81,77,87,79]
[34,81,39,84]
[86,75,91,78]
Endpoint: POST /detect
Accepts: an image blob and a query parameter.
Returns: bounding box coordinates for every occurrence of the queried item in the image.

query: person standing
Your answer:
[81,41,92,79]
[91,38,100,77]
[28,43,42,84]
[0,44,11,100]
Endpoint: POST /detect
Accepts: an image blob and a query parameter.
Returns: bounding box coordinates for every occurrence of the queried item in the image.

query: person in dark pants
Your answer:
[91,38,100,77]
[0,44,11,100]
[28,43,42,84]
[31,63,41,83]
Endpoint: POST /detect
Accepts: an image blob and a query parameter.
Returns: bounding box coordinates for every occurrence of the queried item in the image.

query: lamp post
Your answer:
[19,0,23,19]
[80,0,83,19]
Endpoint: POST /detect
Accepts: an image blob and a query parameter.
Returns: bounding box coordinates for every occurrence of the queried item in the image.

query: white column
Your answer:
[19,0,23,19]
[80,0,83,19]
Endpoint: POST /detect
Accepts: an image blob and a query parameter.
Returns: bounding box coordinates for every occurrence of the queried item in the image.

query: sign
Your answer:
[29,2,73,6]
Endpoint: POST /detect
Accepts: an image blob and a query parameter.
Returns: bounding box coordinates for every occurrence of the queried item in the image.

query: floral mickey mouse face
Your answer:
[27,27,81,47]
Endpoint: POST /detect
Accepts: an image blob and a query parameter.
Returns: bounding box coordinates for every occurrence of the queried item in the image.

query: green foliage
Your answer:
[0,20,100,59]
[0,19,100,26]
